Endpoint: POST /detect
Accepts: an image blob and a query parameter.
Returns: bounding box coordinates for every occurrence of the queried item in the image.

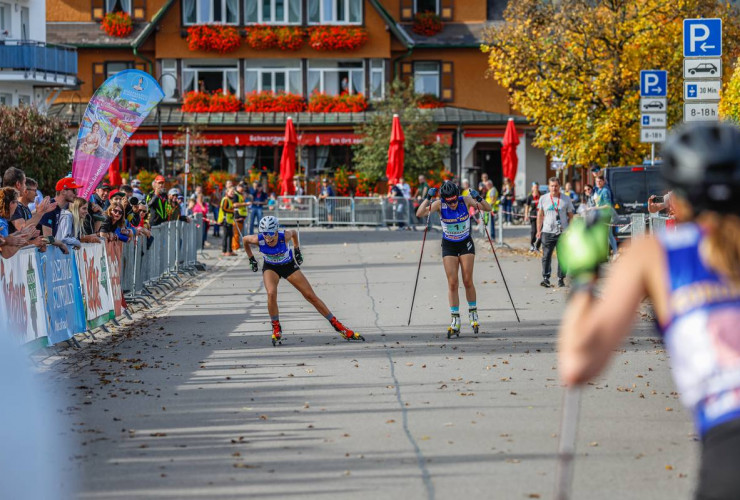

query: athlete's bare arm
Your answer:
[283,229,299,251]
[463,195,492,213]
[242,234,259,258]
[558,237,669,386]
[416,199,441,218]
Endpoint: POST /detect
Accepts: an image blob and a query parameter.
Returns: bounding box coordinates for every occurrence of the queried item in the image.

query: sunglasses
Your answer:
[112,210,123,215]
[262,231,277,237]
[444,197,458,204]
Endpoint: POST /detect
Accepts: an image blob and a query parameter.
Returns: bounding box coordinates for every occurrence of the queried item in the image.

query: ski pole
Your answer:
[480,210,521,323]
[407,213,431,326]
[554,386,582,500]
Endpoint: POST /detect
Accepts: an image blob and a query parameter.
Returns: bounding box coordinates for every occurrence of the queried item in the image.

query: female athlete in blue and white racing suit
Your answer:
[416,181,492,337]
[558,122,740,499]
[242,215,363,346]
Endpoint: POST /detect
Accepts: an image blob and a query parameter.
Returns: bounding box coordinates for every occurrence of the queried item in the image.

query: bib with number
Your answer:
[440,197,470,242]
[258,231,293,265]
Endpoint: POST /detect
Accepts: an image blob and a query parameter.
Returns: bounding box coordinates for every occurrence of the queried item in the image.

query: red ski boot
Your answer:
[330,317,365,341]
[271,320,282,346]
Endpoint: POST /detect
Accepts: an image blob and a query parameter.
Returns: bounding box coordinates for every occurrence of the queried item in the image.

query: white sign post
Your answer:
[639,70,667,163]
[683,19,722,123]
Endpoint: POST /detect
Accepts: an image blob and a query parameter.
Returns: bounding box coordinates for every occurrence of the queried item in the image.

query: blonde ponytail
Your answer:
[699,213,740,283]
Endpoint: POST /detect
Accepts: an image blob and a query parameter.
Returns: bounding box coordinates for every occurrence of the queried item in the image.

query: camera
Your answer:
[652,195,664,204]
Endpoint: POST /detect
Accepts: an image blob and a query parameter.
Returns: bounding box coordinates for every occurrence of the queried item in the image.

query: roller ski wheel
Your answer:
[271,320,283,347]
[447,314,461,339]
[330,317,365,342]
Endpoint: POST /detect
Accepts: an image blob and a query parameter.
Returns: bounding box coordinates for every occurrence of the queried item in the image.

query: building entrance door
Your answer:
[474,143,503,191]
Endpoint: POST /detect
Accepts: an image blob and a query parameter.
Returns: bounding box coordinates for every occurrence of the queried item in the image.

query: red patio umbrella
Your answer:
[386,113,405,184]
[501,118,520,183]
[279,117,297,196]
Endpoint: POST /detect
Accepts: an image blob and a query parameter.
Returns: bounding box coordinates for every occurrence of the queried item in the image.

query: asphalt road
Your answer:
[51,226,697,500]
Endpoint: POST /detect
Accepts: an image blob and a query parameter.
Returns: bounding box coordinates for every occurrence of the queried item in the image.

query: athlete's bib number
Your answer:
[264,252,291,265]
[442,220,469,239]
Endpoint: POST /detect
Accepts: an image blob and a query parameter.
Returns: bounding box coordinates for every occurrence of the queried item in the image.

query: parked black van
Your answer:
[601,165,667,238]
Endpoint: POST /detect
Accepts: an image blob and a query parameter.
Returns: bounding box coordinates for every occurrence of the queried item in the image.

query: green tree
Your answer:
[482,0,740,168]
[0,106,72,194]
[352,79,449,181]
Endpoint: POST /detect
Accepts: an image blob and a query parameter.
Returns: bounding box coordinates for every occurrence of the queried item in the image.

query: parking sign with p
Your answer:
[640,70,667,97]
[683,18,722,57]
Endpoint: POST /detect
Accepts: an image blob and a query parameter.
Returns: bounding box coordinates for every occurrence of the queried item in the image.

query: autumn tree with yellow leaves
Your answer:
[719,58,740,124]
[482,0,740,168]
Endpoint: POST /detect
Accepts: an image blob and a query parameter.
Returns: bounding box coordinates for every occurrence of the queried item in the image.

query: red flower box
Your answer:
[101,11,133,38]
[417,93,445,108]
[245,25,304,51]
[308,93,368,113]
[308,26,368,51]
[243,91,307,113]
[187,24,241,53]
[182,91,242,113]
[412,11,443,37]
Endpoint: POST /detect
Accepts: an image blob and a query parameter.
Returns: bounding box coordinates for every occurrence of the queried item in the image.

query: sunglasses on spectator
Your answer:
[112,210,123,215]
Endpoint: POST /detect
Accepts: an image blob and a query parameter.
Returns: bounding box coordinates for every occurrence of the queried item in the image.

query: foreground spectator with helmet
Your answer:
[558,122,740,500]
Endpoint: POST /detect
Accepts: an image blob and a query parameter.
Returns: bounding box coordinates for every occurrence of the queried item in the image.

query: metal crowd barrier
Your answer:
[274,196,318,225]
[631,214,648,238]
[649,214,672,235]
[123,215,203,306]
[382,197,414,227]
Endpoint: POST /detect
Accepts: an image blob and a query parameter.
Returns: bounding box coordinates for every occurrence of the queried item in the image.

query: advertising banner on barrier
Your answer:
[76,243,114,328]
[0,247,47,344]
[105,240,126,317]
[36,247,87,345]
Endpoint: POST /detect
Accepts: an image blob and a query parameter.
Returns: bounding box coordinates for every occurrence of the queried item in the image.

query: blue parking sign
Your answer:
[684,18,722,57]
[640,70,667,97]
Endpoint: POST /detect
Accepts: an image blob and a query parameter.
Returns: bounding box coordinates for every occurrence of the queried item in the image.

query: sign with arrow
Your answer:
[640,70,667,97]
[683,18,722,57]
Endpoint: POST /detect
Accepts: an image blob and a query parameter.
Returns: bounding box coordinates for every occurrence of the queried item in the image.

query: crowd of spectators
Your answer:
[0,167,197,261]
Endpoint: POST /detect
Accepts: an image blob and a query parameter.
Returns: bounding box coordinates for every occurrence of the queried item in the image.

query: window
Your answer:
[0,3,11,37]
[369,59,385,100]
[161,59,178,101]
[18,95,32,106]
[307,0,361,24]
[0,93,12,105]
[414,62,440,97]
[245,0,300,23]
[183,0,238,25]
[487,0,508,20]
[308,60,364,96]
[245,59,302,94]
[182,60,239,95]
[106,0,132,15]
[415,0,437,14]
[106,61,134,78]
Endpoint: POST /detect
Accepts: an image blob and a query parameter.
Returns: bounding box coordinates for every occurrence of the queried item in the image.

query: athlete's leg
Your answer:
[459,253,477,303]
[263,269,281,318]
[286,270,331,317]
[443,256,460,308]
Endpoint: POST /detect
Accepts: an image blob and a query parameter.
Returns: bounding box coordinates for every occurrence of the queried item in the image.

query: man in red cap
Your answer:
[146,175,166,205]
[39,177,83,254]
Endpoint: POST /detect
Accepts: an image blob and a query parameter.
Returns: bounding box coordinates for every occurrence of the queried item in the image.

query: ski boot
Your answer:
[469,308,479,335]
[271,320,283,346]
[447,314,461,339]
[330,317,365,342]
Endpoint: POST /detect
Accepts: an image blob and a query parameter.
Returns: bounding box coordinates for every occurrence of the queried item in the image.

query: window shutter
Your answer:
[92,63,105,91]
[400,0,413,21]
[400,61,413,84]
[440,61,453,101]
[92,0,104,20]
[440,0,453,20]
[132,0,145,20]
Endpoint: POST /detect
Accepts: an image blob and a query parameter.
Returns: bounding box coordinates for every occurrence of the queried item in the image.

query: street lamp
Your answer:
[157,73,180,176]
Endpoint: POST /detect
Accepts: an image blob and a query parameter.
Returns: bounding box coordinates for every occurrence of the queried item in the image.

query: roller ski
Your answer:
[469,308,479,334]
[271,320,283,346]
[447,314,461,339]
[330,317,365,342]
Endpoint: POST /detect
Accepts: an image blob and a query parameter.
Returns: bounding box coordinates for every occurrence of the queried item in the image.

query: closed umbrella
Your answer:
[386,113,405,184]
[279,117,297,196]
[501,118,520,183]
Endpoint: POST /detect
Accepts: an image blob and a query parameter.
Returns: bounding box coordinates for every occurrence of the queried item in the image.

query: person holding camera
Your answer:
[536,176,574,288]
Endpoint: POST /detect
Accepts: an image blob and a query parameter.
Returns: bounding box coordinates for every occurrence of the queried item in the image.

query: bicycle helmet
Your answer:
[660,122,740,216]
[440,181,460,200]
[258,215,279,234]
